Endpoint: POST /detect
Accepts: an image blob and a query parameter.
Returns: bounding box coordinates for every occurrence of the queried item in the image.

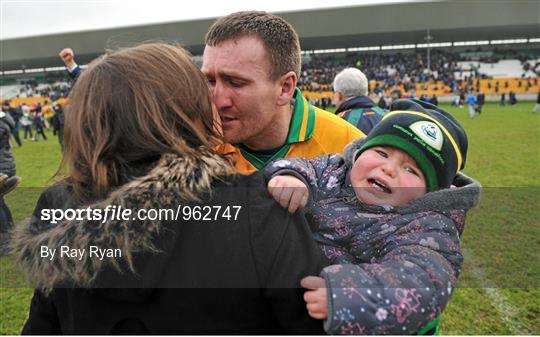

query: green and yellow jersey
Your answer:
[219,88,365,174]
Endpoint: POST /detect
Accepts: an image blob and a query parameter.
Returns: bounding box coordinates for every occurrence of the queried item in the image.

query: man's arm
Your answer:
[59,48,81,80]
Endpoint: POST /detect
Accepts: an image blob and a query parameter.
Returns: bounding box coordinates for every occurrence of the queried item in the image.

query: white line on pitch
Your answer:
[461,247,530,335]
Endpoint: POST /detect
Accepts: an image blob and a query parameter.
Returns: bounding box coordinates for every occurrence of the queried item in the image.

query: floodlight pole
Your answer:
[425,29,433,73]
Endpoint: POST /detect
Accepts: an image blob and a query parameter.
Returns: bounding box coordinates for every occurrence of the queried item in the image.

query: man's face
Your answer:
[202,36,283,148]
[333,91,345,108]
[350,146,427,207]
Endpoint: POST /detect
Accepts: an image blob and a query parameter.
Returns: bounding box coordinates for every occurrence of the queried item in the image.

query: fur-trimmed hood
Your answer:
[12,150,235,293]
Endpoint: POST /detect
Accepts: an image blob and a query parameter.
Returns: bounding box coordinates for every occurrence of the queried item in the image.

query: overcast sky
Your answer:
[1,0,416,40]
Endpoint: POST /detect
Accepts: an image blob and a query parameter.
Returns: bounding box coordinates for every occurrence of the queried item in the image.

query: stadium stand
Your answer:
[297,47,539,102]
[0,85,26,100]
[1,47,539,107]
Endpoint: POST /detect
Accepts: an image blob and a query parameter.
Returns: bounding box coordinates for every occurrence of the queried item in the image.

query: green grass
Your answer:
[1,130,61,335]
[1,103,539,334]
[6,131,62,225]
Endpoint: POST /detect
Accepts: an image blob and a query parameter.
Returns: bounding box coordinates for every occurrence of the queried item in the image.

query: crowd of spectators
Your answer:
[3,48,539,103]
[300,50,466,92]
[299,48,540,95]
[14,80,70,101]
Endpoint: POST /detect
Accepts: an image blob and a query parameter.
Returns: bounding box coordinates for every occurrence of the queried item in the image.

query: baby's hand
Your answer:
[267,175,309,213]
[301,276,328,320]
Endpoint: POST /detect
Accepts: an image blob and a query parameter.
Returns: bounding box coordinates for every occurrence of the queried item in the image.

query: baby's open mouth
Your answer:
[368,178,391,194]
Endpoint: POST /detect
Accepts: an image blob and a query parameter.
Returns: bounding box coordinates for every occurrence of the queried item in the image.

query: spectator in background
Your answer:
[32,112,47,141]
[333,67,385,135]
[509,91,517,106]
[500,92,506,106]
[20,104,33,140]
[51,103,65,150]
[533,91,540,113]
[476,92,485,114]
[320,96,328,110]
[466,91,478,119]
[431,94,439,106]
[377,92,390,109]
[391,88,402,101]
[459,91,466,108]
[451,94,460,106]
[419,94,431,104]
[2,101,22,147]
[33,102,42,114]
[0,110,17,246]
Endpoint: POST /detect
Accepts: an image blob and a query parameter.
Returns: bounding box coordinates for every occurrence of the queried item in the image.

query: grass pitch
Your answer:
[1,102,539,334]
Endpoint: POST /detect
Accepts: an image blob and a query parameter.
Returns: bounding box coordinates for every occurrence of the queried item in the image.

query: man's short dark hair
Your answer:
[205,11,301,80]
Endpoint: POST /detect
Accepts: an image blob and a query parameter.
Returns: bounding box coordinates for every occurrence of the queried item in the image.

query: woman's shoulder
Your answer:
[208,171,276,215]
[213,170,269,193]
[28,182,75,232]
[211,171,293,228]
[34,182,74,212]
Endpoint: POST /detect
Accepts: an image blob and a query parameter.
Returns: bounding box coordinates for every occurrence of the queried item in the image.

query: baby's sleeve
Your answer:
[320,212,462,335]
[264,154,348,202]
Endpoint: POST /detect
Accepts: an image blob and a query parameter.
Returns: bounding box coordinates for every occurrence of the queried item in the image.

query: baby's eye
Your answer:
[375,149,388,158]
[404,166,419,176]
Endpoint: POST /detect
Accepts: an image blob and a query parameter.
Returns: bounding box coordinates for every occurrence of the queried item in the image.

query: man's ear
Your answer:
[277,71,298,106]
[335,91,345,105]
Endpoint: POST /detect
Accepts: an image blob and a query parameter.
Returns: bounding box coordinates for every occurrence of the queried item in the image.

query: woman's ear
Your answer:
[276,71,298,106]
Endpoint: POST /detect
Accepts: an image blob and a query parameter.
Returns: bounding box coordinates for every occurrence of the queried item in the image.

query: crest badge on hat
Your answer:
[410,121,443,151]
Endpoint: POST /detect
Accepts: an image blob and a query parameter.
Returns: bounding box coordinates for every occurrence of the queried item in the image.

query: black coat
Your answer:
[14,151,327,334]
[0,112,15,176]
[335,95,385,135]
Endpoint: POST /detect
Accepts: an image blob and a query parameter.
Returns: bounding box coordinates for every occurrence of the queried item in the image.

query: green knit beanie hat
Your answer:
[357,99,468,191]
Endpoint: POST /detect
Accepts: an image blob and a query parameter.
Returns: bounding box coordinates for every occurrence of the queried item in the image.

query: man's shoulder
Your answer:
[275,107,365,158]
[313,106,344,123]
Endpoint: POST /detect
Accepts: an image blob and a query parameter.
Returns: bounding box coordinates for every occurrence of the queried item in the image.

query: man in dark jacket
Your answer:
[50,103,65,150]
[0,111,16,239]
[2,101,22,147]
[333,67,386,135]
[0,173,20,255]
[476,92,485,114]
